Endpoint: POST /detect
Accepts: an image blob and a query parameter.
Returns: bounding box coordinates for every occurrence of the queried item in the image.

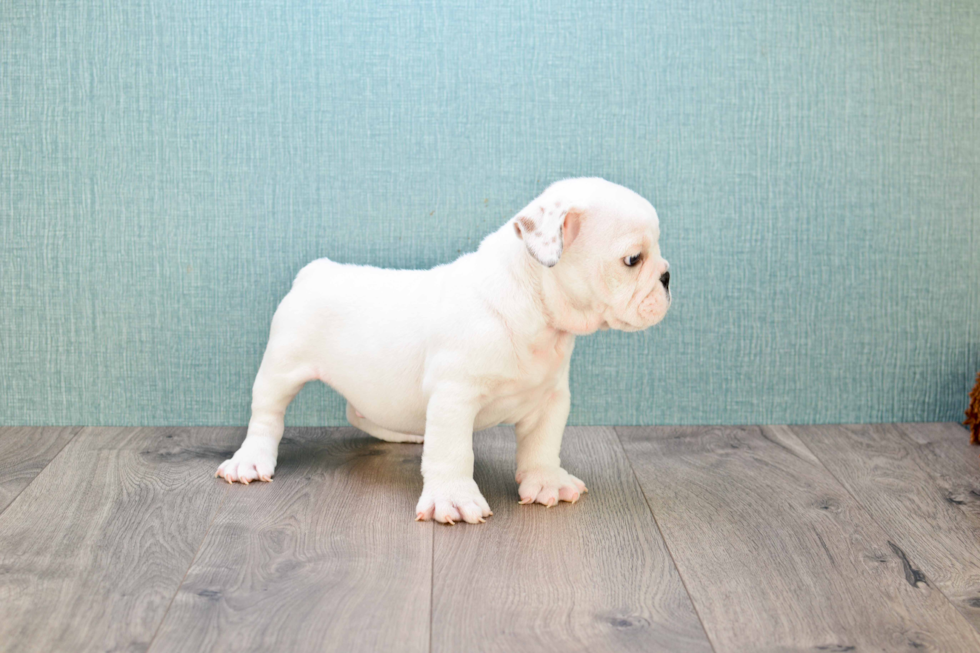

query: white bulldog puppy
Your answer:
[217,177,671,524]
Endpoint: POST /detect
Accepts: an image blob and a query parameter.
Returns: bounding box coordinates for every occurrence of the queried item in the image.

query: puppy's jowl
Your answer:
[217,178,671,524]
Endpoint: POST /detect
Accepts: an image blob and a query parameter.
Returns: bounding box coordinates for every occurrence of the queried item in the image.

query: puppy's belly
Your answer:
[317,346,560,436]
[340,384,549,435]
[308,341,428,435]
[320,349,552,434]
[317,343,549,435]
[312,351,428,435]
[339,385,428,435]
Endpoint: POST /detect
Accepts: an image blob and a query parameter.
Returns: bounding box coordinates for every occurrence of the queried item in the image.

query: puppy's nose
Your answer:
[660,270,670,291]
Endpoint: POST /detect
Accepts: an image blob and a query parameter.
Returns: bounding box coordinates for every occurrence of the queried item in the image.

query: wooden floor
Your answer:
[1,424,979,652]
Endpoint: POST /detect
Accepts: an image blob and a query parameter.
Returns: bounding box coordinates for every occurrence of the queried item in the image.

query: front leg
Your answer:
[515,388,587,507]
[414,385,492,525]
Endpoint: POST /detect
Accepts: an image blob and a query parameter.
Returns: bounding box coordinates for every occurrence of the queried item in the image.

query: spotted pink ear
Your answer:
[513,204,580,267]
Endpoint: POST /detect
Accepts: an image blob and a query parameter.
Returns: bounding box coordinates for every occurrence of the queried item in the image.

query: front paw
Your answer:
[415,477,492,525]
[216,445,277,484]
[516,466,587,507]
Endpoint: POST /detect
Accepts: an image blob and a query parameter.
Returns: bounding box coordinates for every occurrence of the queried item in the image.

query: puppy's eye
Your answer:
[624,253,643,267]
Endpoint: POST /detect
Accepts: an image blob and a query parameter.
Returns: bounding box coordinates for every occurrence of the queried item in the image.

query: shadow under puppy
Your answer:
[217,178,672,524]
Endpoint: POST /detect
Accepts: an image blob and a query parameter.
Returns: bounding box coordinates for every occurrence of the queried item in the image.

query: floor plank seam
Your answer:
[612,426,719,653]
[0,425,84,519]
[145,483,231,653]
[788,426,973,631]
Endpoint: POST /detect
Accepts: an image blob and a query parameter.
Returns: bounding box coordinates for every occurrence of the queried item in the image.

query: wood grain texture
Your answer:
[0,426,233,652]
[150,427,432,653]
[895,423,980,524]
[618,425,980,653]
[431,426,711,653]
[793,423,980,631]
[0,426,80,512]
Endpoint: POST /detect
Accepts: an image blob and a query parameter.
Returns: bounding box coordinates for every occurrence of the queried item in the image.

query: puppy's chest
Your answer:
[477,332,574,426]
[519,337,571,385]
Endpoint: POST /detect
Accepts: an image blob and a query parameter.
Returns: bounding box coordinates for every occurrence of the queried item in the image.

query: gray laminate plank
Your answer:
[792,423,980,631]
[431,426,712,653]
[0,426,233,653]
[617,425,980,653]
[0,426,80,513]
[149,427,432,653]
[895,422,980,524]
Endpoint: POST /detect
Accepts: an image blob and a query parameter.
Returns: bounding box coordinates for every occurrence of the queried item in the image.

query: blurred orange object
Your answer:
[966,371,980,446]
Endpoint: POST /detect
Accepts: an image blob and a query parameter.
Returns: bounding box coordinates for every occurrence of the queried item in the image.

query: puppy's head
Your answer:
[512,178,671,334]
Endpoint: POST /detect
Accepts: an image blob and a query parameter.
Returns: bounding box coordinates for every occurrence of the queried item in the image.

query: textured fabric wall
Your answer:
[1,1,978,427]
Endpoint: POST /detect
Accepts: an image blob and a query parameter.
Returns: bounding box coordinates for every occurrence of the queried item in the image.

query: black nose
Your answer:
[660,270,670,291]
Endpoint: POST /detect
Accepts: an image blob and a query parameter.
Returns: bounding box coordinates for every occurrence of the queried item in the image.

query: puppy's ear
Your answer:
[512,201,583,268]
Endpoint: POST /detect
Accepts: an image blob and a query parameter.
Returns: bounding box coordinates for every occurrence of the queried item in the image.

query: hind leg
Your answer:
[347,402,424,444]
[217,348,311,484]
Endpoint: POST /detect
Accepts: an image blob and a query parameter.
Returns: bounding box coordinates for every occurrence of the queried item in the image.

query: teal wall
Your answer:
[2,1,978,427]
